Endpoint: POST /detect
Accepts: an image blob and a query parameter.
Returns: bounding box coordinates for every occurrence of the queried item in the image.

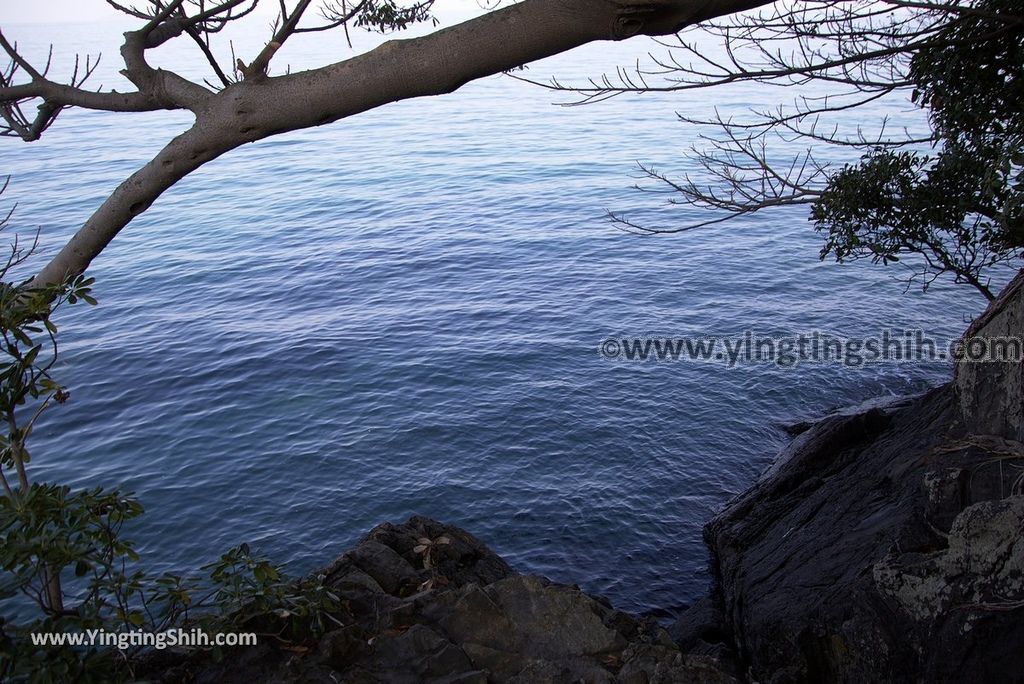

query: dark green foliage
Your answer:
[0,227,339,681]
[0,486,144,683]
[1,520,341,682]
[355,0,438,32]
[0,452,341,681]
[814,0,1024,298]
[202,544,343,646]
[911,0,1024,145]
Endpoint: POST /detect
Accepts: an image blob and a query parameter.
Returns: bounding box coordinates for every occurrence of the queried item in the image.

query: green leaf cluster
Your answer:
[813,0,1024,298]
[354,0,439,32]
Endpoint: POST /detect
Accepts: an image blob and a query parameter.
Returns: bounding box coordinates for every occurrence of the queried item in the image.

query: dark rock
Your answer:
[703,387,958,681]
[684,278,1024,684]
[187,641,319,684]
[355,515,515,588]
[669,596,728,651]
[874,496,1024,622]
[687,275,1024,682]
[617,643,735,684]
[149,517,733,683]
[779,393,922,437]
[415,574,715,681]
[319,625,369,670]
[321,515,514,600]
[344,541,421,596]
[781,420,815,436]
[356,624,476,681]
[922,467,971,532]
[955,268,1024,440]
[697,376,1024,683]
[434,575,628,660]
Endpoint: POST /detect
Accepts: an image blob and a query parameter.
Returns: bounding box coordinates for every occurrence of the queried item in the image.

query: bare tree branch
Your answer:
[2,0,776,288]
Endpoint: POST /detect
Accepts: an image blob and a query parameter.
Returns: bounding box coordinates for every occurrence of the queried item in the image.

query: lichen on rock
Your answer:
[875,495,1024,621]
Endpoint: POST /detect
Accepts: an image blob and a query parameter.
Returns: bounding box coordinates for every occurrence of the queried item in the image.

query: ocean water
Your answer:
[0,17,1000,619]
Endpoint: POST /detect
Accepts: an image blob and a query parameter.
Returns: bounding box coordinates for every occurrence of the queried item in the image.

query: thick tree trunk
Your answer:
[32,125,232,286]
[31,0,772,286]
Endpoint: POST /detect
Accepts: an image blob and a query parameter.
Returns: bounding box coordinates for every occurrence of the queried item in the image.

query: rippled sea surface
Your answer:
[1,17,1001,618]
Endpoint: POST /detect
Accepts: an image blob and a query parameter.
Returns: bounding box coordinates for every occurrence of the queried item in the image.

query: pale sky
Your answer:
[0,0,490,24]
[1,0,123,23]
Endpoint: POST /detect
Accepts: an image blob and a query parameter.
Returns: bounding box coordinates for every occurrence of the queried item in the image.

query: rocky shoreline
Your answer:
[145,272,1024,683]
[694,384,1022,682]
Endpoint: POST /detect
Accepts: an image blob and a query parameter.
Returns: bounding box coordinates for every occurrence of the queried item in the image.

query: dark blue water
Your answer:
[1,19,997,618]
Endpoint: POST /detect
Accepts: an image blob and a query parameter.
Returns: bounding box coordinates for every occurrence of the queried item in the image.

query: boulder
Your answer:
[693,386,1024,682]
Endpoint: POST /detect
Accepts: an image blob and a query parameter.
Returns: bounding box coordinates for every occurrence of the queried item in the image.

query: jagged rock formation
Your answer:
[696,387,1024,682]
[152,517,734,683]
[683,270,1024,682]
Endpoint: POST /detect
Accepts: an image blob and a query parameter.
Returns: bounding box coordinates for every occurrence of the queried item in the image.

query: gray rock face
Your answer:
[703,395,942,682]
[955,268,1024,439]
[676,272,1024,683]
[695,385,1024,683]
[874,496,1024,621]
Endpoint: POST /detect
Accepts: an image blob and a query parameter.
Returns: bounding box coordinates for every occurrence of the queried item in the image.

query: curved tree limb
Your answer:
[9,0,774,288]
